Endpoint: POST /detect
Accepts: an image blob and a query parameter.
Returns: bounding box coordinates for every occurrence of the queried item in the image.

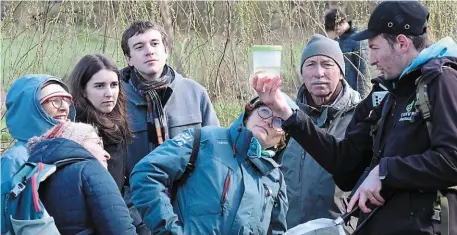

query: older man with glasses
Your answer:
[279,34,361,233]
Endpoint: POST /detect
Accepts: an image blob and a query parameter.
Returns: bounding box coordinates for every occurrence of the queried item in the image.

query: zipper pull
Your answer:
[220,169,231,216]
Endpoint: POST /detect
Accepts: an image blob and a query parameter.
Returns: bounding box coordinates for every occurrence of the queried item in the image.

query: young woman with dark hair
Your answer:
[67,54,132,193]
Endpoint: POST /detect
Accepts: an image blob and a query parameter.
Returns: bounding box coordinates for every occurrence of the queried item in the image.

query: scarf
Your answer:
[129,65,174,147]
[299,81,344,127]
[247,137,276,159]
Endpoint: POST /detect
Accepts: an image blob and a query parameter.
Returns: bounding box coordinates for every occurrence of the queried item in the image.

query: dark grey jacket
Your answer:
[280,80,360,230]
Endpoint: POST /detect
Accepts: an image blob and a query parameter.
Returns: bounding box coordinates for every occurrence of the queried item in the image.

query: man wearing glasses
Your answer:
[1,75,74,181]
[280,34,361,233]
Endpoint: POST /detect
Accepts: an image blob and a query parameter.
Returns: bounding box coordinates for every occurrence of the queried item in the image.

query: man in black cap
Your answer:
[252,1,457,234]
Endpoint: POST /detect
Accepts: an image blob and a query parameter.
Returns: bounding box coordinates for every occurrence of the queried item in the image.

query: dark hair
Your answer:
[381,32,431,51]
[67,54,132,145]
[121,20,170,57]
[244,100,287,150]
[324,8,348,31]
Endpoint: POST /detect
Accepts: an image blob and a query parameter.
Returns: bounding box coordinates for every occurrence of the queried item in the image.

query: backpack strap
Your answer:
[415,76,433,137]
[54,158,88,168]
[415,65,457,235]
[170,128,201,202]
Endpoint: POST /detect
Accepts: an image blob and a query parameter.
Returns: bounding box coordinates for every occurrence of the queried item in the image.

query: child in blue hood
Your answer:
[130,94,298,235]
[1,74,75,181]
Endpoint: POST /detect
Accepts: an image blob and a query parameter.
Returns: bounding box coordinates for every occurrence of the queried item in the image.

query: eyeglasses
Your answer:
[257,106,284,131]
[44,97,72,109]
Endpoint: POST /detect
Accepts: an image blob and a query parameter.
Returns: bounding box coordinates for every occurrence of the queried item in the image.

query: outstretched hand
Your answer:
[252,75,293,120]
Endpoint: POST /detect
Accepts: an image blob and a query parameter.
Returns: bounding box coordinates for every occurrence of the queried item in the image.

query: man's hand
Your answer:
[252,75,293,120]
[347,165,385,213]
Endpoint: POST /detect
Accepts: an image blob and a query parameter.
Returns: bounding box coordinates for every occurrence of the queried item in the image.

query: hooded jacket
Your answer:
[1,75,75,181]
[27,138,136,235]
[130,96,298,235]
[281,80,360,229]
[282,37,457,234]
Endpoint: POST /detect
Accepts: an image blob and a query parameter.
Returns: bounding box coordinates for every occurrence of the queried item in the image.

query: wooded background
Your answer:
[1,1,456,148]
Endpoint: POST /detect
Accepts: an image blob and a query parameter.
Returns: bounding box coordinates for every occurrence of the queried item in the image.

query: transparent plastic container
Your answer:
[251,45,282,77]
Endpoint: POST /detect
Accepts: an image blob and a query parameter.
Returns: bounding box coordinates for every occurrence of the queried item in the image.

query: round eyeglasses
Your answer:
[44,97,72,109]
[257,106,284,131]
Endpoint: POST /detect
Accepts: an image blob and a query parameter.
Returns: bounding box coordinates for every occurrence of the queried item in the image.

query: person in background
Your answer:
[325,8,369,98]
[120,20,220,175]
[120,20,220,234]
[67,53,132,193]
[1,74,74,181]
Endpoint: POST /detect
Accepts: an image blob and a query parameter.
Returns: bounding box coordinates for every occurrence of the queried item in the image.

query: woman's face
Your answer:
[41,96,71,122]
[83,131,111,169]
[84,69,119,114]
[245,105,285,149]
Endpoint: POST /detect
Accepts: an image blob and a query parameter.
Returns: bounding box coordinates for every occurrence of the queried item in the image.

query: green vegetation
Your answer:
[1,0,456,146]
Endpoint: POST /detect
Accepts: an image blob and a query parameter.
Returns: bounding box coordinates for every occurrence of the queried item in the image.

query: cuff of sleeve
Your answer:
[379,158,388,181]
[282,109,298,132]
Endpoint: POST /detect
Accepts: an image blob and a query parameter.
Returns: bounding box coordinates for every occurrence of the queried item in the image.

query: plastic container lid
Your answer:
[251,45,282,52]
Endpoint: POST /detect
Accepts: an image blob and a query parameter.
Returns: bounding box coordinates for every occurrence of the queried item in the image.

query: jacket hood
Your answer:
[27,138,95,164]
[5,74,76,141]
[400,37,457,78]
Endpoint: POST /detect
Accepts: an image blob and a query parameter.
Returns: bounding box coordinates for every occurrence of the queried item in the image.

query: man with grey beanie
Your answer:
[280,33,360,233]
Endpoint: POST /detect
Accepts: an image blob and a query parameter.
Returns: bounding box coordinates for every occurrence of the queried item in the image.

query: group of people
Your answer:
[1,1,457,235]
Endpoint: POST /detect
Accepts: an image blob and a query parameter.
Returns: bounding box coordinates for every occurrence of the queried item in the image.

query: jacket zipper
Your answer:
[260,183,273,222]
[299,153,305,183]
[220,168,232,216]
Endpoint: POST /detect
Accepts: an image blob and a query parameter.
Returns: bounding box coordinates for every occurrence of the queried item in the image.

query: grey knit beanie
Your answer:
[300,34,345,77]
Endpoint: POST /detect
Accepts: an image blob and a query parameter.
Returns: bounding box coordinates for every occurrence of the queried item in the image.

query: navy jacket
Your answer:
[337,26,369,98]
[28,138,137,235]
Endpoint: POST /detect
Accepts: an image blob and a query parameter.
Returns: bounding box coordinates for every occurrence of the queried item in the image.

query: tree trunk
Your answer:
[157,1,185,76]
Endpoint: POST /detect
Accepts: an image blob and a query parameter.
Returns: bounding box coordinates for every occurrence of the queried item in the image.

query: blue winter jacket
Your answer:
[130,114,290,235]
[338,26,369,98]
[27,138,137,235]
[1,75,75,182]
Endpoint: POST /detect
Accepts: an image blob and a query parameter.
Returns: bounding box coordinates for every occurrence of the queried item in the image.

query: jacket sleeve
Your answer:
[346,89,375,132]
[200,89,220,127]
[379,67,457,190]
[282,106,378,190]
[129,129,196,235]
[268,171,288,235]
[81,161,137,235]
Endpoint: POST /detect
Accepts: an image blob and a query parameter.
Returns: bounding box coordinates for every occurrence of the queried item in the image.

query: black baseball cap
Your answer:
[352,1,429,41]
